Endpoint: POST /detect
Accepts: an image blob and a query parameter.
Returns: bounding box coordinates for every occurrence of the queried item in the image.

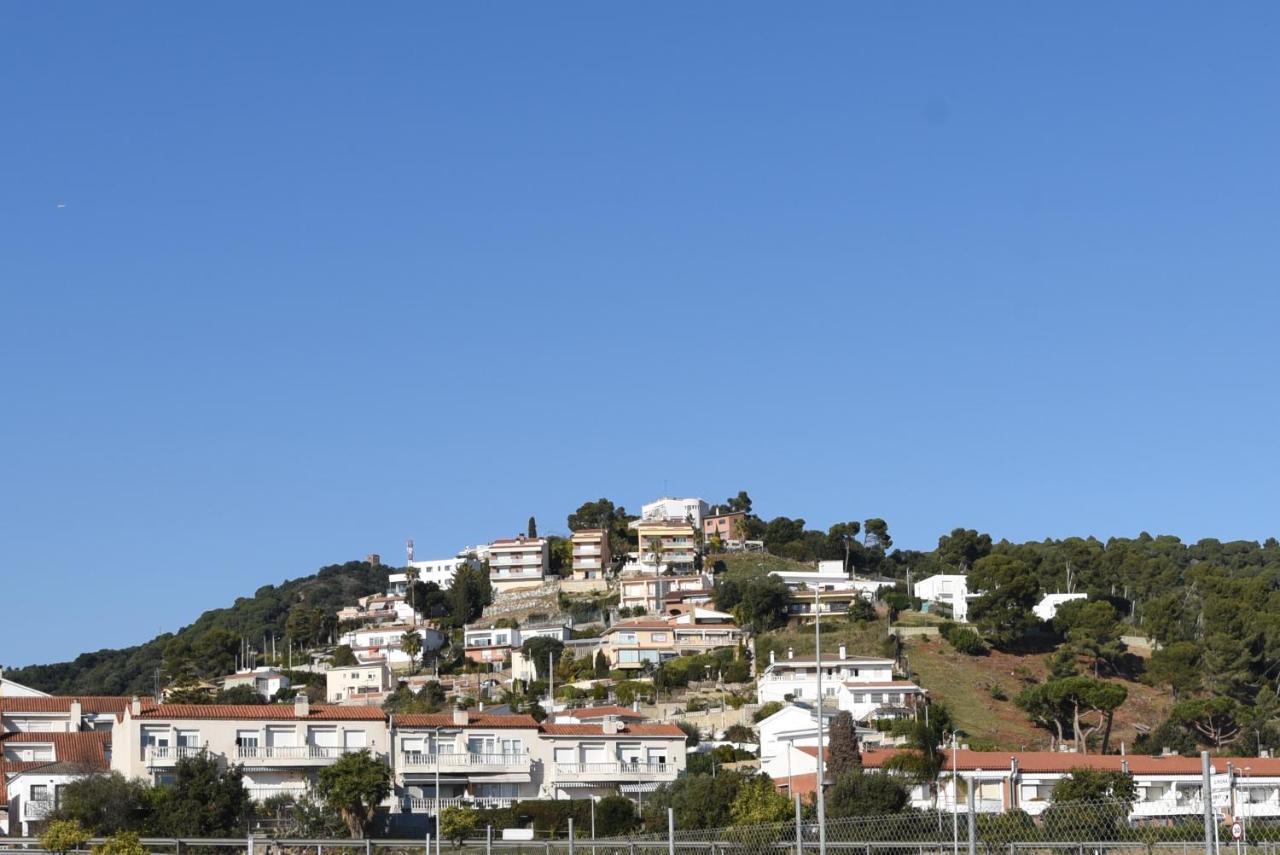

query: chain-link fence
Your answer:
[3,801,1273,855]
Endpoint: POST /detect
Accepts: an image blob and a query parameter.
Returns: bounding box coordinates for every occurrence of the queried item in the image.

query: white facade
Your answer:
[338,625,445,670]
[913,574,974,622]
[0,674,48,698]
[222,669,290,700]
[1034,592,1088,621]
[396,555,482,592]
[488,536,549,590]
[640,496,709,527]
[836,680,926,722]
[757,647,895,705]
[325,662,393,703]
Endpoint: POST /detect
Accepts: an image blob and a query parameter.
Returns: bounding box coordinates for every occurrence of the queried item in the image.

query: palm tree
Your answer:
[399,630,422,674]
[404,566,420,620]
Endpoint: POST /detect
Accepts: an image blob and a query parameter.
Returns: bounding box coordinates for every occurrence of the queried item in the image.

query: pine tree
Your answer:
[527,516,538,538]
[827,710,862,778]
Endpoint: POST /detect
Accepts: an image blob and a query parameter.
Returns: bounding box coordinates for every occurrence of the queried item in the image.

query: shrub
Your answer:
[439,806,479,846]
[40,819,90,854]
[92,832,146,855]
[753,701,784,722]
[988,684,1009,701]
[946,626,987,655]
[593,795,640,837]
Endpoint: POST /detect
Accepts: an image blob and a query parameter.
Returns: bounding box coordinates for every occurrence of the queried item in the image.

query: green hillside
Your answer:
[5,561,389,696]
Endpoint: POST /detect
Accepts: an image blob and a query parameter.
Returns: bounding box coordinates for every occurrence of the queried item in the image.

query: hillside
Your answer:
[903,635,1170,751]
[5,561,389,696]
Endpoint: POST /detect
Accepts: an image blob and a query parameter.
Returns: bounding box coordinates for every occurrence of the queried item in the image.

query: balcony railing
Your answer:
[247,786,310,803]
[402,796,515,813]
[144,745,208,763]
[554,762,673,779]
[235,745,365,761]
[400,751,529,770]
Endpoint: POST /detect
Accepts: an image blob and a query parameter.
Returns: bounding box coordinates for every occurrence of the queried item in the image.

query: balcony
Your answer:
[235,745,372,765]
[144,745,210,765]
[400,751,531,773]
[247,786,310,804]
[401,796,515,813]
[1129,794,1205,818]
[936,796,1005,814]
[553,762,676,782]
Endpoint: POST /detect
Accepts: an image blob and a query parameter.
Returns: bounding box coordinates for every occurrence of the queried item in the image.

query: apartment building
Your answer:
[756,647,896,705]
[629,519,699,576]
[326,662,393,703]
[0,730,112,835]
[668,608,742,656]
[391,710,541,813]
[488,536,549,592]
[111,696,389,803]
[703,509,747,544]
[396,555,483,592]
[463,624,519,664]
[566,529,611,592]
[337,594,418,627]
[641,497,709,528]
[539,719,686,800]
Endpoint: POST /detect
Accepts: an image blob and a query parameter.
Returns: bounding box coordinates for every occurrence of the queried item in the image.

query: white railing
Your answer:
[936,797,1005,813]
[247,787,310,803]
[401,796,514,813]
[236,745,362,760]
[400,751,529,769]
[554,762,672,777]
[1129,795,1205,817]
[145,745,208,762]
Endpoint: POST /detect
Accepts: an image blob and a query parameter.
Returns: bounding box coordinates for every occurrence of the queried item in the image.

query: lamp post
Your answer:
[814,585,826,855]
[434,726,442,855]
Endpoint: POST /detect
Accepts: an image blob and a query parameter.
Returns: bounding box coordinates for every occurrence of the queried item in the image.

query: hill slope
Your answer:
[5,561,389,696]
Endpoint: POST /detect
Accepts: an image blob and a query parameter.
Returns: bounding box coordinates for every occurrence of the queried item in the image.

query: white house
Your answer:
[222,668,290,700]
[913,574,975,622]
[756,647,896,705]
[339,625,445,670]
[394,555,483,593]
[325,662,393,703]
[1034,592,1088,621]
[836,680,926,723]
[488,536,549,592]
[640,497,710,528]
[0,673,48,699]
[757,703,883,798]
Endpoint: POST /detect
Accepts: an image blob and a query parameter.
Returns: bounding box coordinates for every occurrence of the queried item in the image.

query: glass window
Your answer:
[31,785,49,802]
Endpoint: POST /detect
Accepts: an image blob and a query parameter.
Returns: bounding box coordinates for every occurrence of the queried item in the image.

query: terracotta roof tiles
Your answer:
[395,713,539,729]
[134,704,387,720]
[539,723,685,737]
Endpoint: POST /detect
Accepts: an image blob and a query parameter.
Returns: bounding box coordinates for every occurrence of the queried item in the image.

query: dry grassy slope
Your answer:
[904,635,1171,751]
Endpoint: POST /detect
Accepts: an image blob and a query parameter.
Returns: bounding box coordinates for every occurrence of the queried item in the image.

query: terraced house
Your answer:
[110,695,389,803]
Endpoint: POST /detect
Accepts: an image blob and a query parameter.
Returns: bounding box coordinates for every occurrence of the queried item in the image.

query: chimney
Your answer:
[633,699,640,713]
[838,645,847,660]
[294,692,310,718]
[453,705,470,726]
[602,716,620,735]
[787,647,794,660]
[478,701,485,712]
[69,699,83,727]
[130,696,141,716]
[769,650,776,665]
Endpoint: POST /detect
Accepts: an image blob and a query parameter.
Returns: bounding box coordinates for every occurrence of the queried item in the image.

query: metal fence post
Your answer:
[570,816,575,855]
[487,825,493,855]
[366,838,373,855]
[425,833,430,855]
[966,784,977,855]
[248,833,254,855]
[795,794,802,855]
[668,808,675,855]
[1204,752,1216,855]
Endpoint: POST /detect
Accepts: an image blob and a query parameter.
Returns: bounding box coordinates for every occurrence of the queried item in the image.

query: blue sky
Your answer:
[4,4,1279,666]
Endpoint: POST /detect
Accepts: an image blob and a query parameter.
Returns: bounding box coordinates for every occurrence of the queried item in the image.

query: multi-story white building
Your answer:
[111,696,390,803]
[338,625,445,671]
[641,497,709,528]
[756,647,896,705]
[488,536,549,592]
[629,519,699,576]
[619,570,711,615]
[326,662,393,703]
[836,680,926,723]
[538,719,686,800]
[1,695,132,733]
[0,730,112,835]
[392,555,484,594]
[914,574,976,622]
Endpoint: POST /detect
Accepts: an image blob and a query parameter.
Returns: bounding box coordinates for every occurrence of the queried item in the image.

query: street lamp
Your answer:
[814,585,826,855]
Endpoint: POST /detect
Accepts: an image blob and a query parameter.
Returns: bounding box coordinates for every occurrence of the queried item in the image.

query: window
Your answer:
[30,785,50,802]
[617,632,637,644]
[651,633,668,642]
[236,730,259,748]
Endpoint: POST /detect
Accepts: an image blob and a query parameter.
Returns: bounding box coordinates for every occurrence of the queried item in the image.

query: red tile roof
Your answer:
[396,713,539,729]
[605,619,673,632]
[791,748,1280,777]
[134,704,387,720]
[0,731,111,767]
[539,723,685,737]
[0,696,136,714]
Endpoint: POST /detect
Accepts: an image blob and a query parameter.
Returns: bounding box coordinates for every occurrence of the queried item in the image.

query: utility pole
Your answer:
[1203,751,1216,855]
[814,585,826,855]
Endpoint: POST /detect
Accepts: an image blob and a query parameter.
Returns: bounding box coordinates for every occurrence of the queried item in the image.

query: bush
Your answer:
[946,626,987,655]
[676,720,701,746]
[988,684,1008,701]
[848,598,878,622]
[686,696,710,713]
[439,806,479,846]
[753,701,784,722]
[594,795,640,837]
[40,819,90,854]
[92,832,146,855]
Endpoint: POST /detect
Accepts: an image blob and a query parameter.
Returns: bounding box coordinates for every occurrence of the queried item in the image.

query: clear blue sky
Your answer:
[4,4,1279,667]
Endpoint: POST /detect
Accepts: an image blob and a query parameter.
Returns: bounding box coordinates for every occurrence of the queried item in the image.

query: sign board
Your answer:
[1232,822,1243,841]
[502,829,535,842]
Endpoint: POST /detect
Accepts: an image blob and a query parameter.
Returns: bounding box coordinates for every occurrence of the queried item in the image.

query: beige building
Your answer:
[619,572,713,614]
[629,519,698,575]
[110,696,390,803]
[539,719,685,799]
[601,611,741,670]
[325,662,393,703]
[488,535,549,592]
[565,528,611,592]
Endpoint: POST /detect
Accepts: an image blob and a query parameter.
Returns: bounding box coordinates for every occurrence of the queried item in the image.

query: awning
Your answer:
[620,783,662,793]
